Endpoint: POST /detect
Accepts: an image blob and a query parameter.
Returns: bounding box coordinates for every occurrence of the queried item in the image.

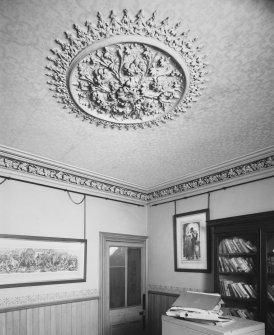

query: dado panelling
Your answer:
[148,290,179,335]
[0,297,98,335]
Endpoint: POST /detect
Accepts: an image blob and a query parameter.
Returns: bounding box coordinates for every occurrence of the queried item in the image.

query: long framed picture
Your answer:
[0,234,87,288]
[173,209,210,272]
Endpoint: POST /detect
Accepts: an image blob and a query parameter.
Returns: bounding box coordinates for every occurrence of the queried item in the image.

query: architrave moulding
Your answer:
[46,10,208,130]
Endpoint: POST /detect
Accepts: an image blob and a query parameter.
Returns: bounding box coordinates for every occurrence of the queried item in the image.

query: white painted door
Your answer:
[100,233,147,335]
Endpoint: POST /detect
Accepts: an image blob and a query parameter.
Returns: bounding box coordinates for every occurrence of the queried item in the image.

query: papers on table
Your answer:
[166,291,232,325]
[166,307,232,323]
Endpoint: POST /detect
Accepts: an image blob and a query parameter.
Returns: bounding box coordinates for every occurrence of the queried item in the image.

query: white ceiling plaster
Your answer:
[0,0,273,189]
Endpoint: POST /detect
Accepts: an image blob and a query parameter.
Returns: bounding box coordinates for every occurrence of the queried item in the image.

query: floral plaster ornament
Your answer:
[46,10,208,129]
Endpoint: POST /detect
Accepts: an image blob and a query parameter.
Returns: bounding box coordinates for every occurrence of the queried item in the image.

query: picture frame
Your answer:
[173,209,210,273]
[0,234,87,288]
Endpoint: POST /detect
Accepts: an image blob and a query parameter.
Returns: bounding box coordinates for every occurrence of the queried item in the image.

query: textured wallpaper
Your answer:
[0,0,273,188]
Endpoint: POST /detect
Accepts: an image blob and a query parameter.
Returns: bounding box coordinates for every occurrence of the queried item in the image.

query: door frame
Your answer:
[99,232,148,335]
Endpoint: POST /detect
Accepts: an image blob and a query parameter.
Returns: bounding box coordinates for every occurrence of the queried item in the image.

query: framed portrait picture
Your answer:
[173,209,210,272]
[0,234,87,288]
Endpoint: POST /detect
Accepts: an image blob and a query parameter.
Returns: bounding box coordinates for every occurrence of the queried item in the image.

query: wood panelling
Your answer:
[148,291,179,335]
[0,297,98,335]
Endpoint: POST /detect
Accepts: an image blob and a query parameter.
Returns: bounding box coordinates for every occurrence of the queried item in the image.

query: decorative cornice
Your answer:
[0,147,148,204]
[147,154,274,202]
[0,289,98,311]
[46,10,208,129]
[0,145,273,204]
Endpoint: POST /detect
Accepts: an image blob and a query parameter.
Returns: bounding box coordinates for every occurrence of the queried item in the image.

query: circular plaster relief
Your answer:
[68,36,188,124]
[47,10,207,129]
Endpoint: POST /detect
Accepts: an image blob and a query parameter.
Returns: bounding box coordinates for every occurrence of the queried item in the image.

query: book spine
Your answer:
[231,239,241,253]
[230,257,240,272]
[224,239,233,253]
[246,284,257,298]
[245,240,257,252]
[237,238,250,253]
[237,282,250,299]
[230,283,242,298]
[219,257,225,272]
[233,238,245,253]
[223,257,232,272]
[229,239,238,253]
[245,257,254,272]
[236,257,248,272]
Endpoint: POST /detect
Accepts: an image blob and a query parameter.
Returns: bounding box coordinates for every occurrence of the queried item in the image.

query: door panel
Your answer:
[109,247,126,309]
[100,233,147,335]
[110,305,143,334]
[109,245,144,334]
[127,248,142,306]
[111,321,143,335]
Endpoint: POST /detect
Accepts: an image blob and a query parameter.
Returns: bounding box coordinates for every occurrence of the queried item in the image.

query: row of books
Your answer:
[219,256,254,273]
[226,308,256,320]
[267,255,274,273]
[219,279,257,299]
[267,284,274,302]
[219,237,257,254]
[267,312,274,331]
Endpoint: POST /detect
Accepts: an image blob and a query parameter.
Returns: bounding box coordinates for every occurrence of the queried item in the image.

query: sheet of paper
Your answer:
[172,291,221,310]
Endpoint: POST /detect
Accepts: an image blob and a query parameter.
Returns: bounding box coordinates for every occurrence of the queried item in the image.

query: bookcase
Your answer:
[264,221,274,333]
[209,211,274,335]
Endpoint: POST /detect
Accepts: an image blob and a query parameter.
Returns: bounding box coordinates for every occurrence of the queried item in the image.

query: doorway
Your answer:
[100,232,147,335]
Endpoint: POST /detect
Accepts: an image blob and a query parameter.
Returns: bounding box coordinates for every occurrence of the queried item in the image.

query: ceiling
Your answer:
[0,0,273,190]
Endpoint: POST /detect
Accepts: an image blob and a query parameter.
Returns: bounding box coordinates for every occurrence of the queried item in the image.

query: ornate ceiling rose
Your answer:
[46,10,208,129]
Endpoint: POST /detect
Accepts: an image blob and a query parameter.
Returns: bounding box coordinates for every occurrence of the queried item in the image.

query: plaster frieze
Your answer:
[0,147,273,203]
[147,155,274,202]
[0,155,148,202]
[46,10,208,129]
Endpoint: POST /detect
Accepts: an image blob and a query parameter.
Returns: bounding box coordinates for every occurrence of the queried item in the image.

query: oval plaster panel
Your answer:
[46,10,207,129]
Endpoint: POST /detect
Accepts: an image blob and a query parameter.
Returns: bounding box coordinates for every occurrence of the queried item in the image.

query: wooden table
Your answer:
[162,315,265,335]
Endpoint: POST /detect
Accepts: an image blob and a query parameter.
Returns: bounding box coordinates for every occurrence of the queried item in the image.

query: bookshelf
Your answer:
[265,225,274,333]
[209,211,274,335]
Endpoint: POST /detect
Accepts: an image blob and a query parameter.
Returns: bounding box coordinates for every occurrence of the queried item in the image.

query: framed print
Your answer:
[173,209,210,272]
[0,234,87,288]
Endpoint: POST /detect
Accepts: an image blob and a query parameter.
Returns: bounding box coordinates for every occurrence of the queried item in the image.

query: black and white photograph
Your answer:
[173,209,210,272]
[0,0,273,334]
[0,235,87,288]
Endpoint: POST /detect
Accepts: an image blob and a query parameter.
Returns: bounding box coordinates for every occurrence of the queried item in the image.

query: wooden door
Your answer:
[100,233,147,335]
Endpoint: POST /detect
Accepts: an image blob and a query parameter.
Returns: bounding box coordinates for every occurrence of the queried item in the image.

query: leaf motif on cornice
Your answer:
[46,10,208,130]
[147,155,274,200]
[0,156,148,201]
[0,154,273,202]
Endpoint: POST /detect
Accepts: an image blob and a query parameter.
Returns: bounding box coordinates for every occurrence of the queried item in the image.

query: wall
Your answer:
[1,176,274,334]
[147,177,274,335]
[147,177,274,293]
[0,179,147,335]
